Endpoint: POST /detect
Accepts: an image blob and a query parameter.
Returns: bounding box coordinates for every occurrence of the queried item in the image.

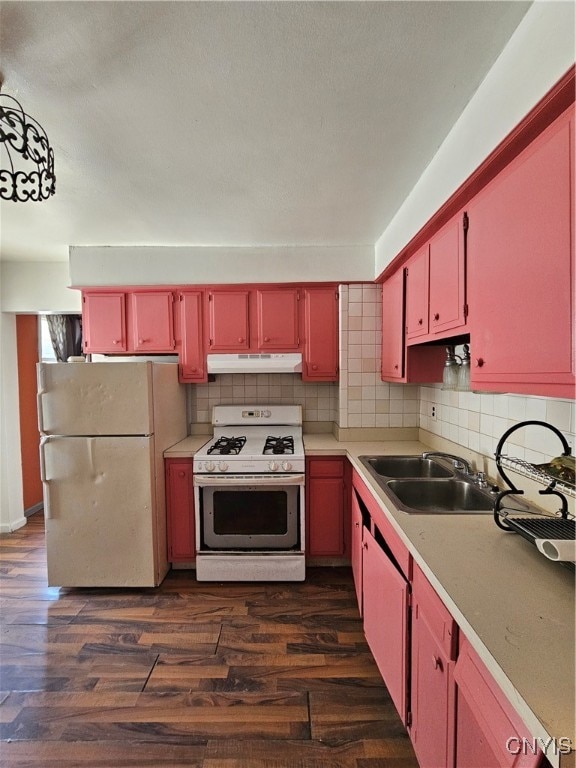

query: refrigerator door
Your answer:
[37,362,155,436]
[41,435,162,587]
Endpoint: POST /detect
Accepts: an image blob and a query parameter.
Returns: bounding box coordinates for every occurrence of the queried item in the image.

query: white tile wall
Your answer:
[420,385,575,464]
[339,284,419,429]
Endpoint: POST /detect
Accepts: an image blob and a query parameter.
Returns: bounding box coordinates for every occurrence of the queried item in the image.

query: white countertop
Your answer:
[164,435,211,457]
[165,432,575,767]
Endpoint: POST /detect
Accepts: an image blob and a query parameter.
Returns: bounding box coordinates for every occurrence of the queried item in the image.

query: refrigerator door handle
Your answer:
[39,437,51,519]
[37,364,47,432]
[37,391,45,433]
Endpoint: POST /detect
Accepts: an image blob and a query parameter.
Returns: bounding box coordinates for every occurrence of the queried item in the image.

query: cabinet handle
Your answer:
[362,542,368,550]
[264,336,270,342]
[433,313,440,321]
[418,318,423,325]
[238,337,244,343]
[394,364,399,370]
[474,358,485,368]
[312,364,318,371]
[354,521,360,528]
[112,340,119,345]
[432,655,443,671]
[138,338,149,344]
[178,471,185,478]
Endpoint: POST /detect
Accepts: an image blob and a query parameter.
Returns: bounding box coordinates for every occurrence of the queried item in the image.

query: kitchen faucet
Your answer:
[422,451,473,475]
[421,451,491,488]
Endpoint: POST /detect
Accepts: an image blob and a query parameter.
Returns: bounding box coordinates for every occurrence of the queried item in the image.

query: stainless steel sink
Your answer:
[358,454,496,514]
[360,455,454,479]
[386,479,495,513]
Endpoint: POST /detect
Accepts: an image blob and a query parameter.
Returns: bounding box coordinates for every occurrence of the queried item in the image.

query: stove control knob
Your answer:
[218,462,229,472]
[268,461,279,472]
[282,461,293,472]
[205,461,216,472]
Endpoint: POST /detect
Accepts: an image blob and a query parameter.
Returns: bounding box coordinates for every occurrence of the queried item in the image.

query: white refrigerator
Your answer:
[37,361,187,587]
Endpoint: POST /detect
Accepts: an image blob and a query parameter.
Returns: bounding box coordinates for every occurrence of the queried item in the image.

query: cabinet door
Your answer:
[306,458,346,557]
[256,288,300,350]
[429,214,466,334]
[454,637,542,768]
[467,108,573,396]
[130,291,175,352]
[302,287,339,380]
[82,292,127,353]
[411,602,456,768]
[165,459,195,562]
[405,246,429,340]
[362,525,409,724]
[456,696,508,768]
[350,490,363,614]
[208,290,250,351]
[177,291,206,382]
[381,269,405,380]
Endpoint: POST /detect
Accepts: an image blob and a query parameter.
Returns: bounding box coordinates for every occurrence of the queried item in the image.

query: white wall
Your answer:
[0,261,80,531]
[0,313,25,532]
[1,261,80,312]
[375,1,576,273]
[69,245,375,287]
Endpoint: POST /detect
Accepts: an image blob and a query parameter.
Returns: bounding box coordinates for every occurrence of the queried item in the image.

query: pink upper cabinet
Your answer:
[467,107,574,397]
[207,289,250,351]
[82,292,127,353]
[256,288,300,350]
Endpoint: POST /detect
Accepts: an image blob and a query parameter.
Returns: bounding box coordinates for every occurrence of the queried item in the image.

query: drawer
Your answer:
[307,457,345,478]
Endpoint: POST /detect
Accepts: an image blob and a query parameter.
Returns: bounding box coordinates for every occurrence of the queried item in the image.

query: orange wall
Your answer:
[16,315,43,511]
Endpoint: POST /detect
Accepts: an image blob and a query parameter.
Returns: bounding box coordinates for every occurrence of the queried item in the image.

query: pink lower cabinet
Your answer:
[362,524,410,725]
[454,636,543,768]
[165,458,195,563]
[350,489,364,614]
[306,457,349,558]
[409,564,457,768]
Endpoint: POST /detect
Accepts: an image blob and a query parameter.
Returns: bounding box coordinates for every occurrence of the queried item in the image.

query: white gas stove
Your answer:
[193,405,306,582]
[193,405,305,475]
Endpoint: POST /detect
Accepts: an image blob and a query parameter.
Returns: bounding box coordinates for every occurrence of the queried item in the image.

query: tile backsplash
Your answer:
[338,284,419,429]
[188,373,338,426]
[420,386,575,465]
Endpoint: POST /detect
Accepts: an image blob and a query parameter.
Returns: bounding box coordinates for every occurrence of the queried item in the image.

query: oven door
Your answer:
[195,474,304,551]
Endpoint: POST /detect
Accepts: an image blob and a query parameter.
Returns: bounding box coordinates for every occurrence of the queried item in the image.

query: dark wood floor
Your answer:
[0,512,418,767]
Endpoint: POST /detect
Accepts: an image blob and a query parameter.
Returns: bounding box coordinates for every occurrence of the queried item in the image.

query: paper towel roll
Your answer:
[535,538,576,562]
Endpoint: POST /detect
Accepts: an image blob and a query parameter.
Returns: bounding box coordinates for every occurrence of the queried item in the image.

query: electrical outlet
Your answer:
[430,404,438,421]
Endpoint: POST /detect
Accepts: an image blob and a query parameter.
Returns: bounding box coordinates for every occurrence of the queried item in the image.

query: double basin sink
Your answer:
[358,455,497,514]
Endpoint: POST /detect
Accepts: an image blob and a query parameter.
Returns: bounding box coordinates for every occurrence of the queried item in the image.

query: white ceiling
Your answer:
[0,1,531,263]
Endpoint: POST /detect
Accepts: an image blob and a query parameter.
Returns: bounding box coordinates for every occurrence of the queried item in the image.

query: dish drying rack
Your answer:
[493,420,575,569]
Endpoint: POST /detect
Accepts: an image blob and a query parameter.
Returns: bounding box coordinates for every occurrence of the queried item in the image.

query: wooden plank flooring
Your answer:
[0,512,418,767]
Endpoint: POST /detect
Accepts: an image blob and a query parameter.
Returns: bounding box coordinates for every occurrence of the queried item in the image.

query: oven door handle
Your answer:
[193,473,306,487]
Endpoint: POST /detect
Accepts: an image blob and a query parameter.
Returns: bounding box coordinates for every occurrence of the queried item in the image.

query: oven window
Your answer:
[213,490,288,535]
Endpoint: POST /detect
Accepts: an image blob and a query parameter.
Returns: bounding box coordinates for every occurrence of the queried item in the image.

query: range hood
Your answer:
[206,353,302,374]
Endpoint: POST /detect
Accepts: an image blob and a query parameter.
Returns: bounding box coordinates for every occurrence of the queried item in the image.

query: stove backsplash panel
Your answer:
[187,374,338,426]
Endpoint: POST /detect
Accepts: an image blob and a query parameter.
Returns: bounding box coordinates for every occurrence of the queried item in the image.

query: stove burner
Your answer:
[263,435,295,456]
[207,436,247,455]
